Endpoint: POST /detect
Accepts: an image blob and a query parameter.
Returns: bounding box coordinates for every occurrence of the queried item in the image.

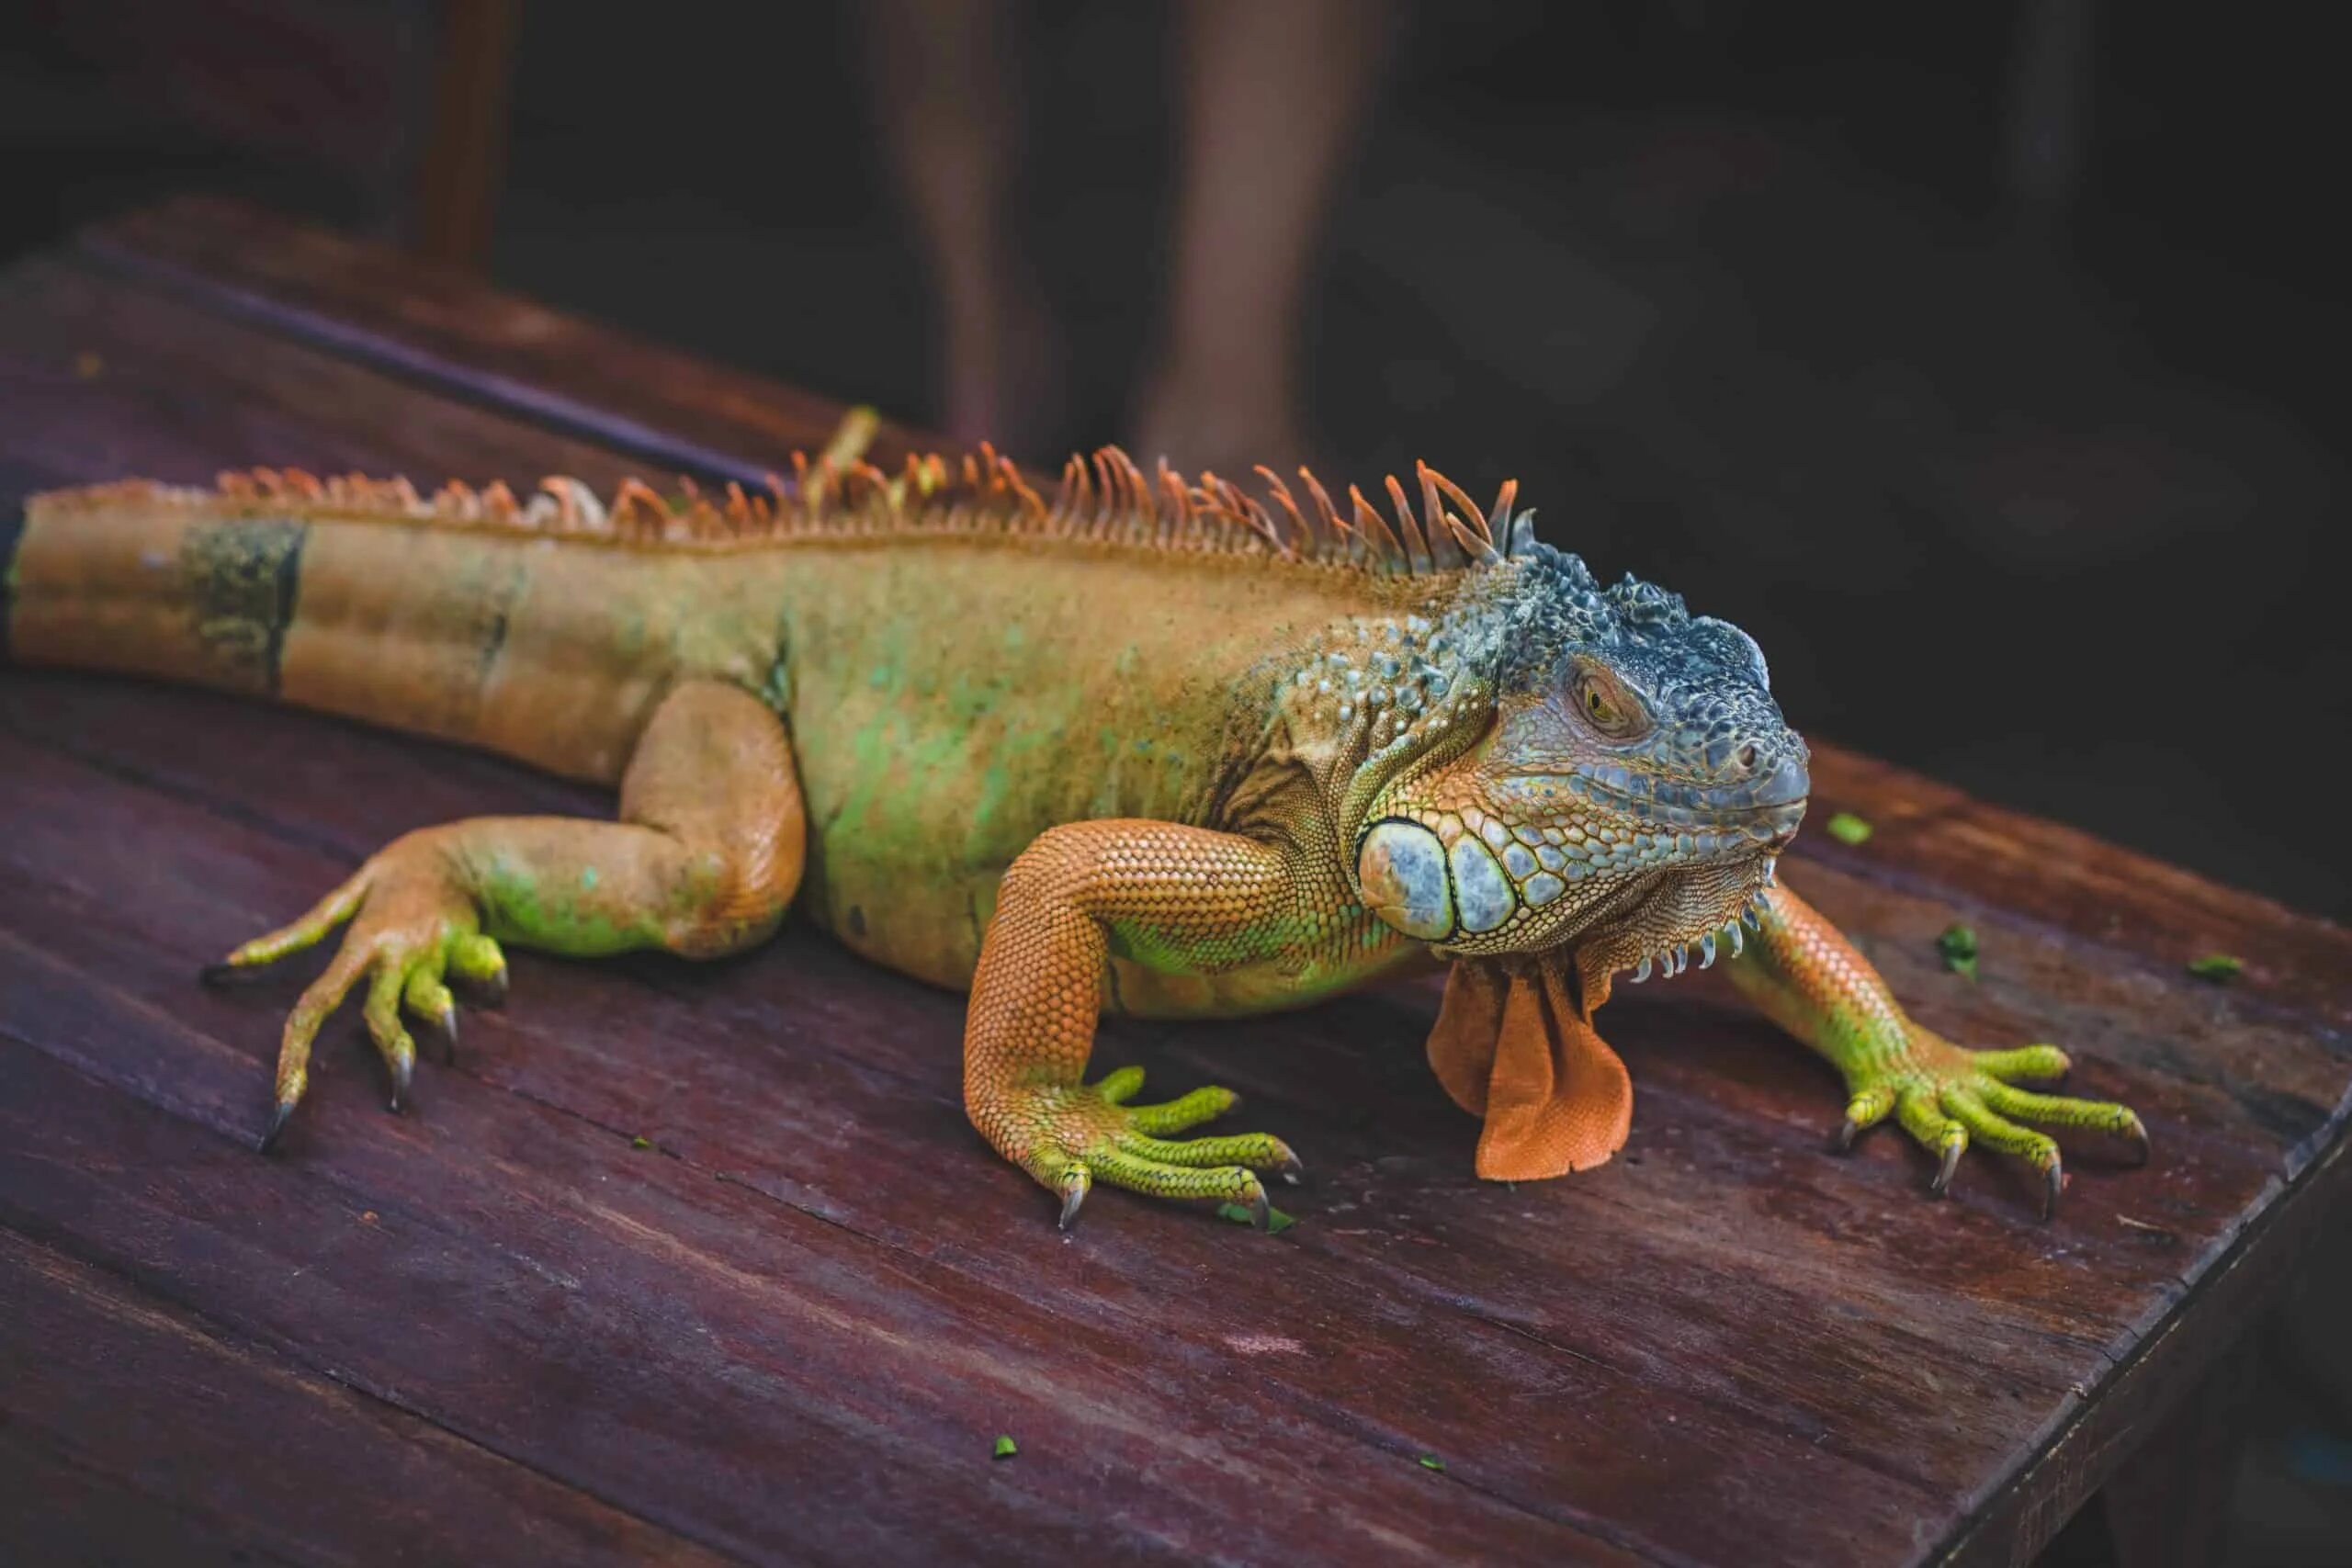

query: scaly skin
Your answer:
[1723,886,2149,1218]
[0,436,2149,1226]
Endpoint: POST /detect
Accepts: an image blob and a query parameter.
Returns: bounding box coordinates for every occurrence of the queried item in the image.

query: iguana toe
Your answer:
[1002,1068,1295,1230]
[1854,1033,2145,1220]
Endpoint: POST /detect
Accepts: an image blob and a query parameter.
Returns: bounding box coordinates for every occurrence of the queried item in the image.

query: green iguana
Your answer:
[0,433,2147,1227]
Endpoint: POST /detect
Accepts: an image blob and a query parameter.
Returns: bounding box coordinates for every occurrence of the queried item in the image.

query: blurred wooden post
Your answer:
[412,0,523,271]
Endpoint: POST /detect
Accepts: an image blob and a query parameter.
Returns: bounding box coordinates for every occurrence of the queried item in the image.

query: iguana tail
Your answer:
[0,471,741,784]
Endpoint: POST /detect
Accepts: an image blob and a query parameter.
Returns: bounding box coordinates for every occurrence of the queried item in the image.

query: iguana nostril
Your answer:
[1737,742,1758,773]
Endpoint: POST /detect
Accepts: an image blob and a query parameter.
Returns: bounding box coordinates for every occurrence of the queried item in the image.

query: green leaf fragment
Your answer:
[630,1134,652,1149]
[1215,1201,1297,1233]
[1825,811,1873,846]
[2187,953,2244,983]
[1937,923,1979,980]
[992,1434,1018,1460]
[1418,1453,1447,1472]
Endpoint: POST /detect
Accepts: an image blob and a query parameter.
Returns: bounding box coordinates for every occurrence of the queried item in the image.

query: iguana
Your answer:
[0,432,2147,1227]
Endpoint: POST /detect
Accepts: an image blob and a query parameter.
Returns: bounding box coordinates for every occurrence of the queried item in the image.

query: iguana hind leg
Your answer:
[964,820,1317,1231]
[211,680,804,1148]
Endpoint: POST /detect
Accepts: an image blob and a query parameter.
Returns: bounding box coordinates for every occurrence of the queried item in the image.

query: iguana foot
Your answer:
[1838,1033,2148,1219]
[203,829,505,1149]
[998,1066,1302,1232]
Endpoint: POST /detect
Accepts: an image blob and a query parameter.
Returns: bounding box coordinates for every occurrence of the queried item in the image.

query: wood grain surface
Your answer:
[2,198,2346,1566]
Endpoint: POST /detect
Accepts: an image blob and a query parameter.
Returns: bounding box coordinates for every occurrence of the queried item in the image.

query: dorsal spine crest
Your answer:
[37,446,1539,581]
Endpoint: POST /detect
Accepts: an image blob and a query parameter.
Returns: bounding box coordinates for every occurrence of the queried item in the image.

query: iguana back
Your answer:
[5,453,1443,988]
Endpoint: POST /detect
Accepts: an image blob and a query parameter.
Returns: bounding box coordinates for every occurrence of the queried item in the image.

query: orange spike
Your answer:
[1416,466,1459,566]
[1254,466,1312,548]
[283,468,324,502]
[1153,458,1189,535]
[1421,463,1493,548]
[1296,466,1347,539]
[1205,473,1284,554]
[217,470,255,502]
[1348,484,1405,565]
[481,480,519,522]
[612,477,666,531]
[1382,475,1433,568]
[1091,449,1119,513]
[1488,478,1520,535]
[1102,446,1146,514]
[387,476,421,512]
[540,477,580,528]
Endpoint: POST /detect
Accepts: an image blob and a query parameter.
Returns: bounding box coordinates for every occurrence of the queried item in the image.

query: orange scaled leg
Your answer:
[965,820,1311,1230]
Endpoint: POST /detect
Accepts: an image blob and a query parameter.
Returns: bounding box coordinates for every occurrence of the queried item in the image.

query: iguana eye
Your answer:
[1572,666,1648,740]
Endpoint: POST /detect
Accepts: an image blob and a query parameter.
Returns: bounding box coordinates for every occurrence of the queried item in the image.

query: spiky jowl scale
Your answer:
[4,434,2147,1223]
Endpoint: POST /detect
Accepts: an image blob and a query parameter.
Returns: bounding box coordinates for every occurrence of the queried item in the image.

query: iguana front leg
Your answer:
[1724,882,2148,1217]
[209,681,804,1147]
[965,820,1321,1230]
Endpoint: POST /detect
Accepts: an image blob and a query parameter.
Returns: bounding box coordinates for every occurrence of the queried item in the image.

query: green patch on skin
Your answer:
[179,517,308,693]
[1216,1201,1296,1233]
[991,1434,1018,1460]
[1938,923,1979,980]
[2188,953,2244,983]
[1825,811,1873,846]
[1417,1453,1447,1472]
[630,1134,652,1149]
[581,866,600,891]
[476,855,662,955]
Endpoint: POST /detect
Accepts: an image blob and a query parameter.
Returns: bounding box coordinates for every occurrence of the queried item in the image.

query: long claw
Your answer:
[1057,1166,1091,1231]
[2041,1157,2065,1222]
[199,962,245,987]
[2120,1111,2152,1166]
[1279,1152,1307,1186]
[388,1050,413,1113]
[1931,1134,1964,1198]
[258,1098,296,1155]
[1835,1114,1861,1153]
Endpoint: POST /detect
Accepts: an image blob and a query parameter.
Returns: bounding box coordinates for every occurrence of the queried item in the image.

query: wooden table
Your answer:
[3,198,2346,1567]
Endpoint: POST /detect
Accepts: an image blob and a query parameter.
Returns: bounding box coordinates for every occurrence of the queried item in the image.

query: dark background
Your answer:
[4,3,2346,1560]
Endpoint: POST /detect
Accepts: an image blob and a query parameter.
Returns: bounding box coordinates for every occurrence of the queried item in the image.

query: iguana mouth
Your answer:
[1563,751,1808,840]
[1534,851,1778,983]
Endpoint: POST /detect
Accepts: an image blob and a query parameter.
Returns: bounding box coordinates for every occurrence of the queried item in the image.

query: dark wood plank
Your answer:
[2,665,2330,1566]
[77,194,933,483]
[1,208,2347,1565]
[0,1227,734,1567]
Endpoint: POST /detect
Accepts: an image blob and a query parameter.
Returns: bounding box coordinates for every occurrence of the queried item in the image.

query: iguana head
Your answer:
[1348,542,1806,980]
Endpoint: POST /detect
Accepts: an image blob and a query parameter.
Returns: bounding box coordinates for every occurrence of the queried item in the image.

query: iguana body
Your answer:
[1,441,2146,1225]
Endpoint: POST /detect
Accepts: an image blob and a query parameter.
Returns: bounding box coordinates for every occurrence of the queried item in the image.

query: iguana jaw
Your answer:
[1352,775,1798,964]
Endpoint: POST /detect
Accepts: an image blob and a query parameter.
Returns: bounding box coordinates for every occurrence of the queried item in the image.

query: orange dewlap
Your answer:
[1426,953,1634,1179]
